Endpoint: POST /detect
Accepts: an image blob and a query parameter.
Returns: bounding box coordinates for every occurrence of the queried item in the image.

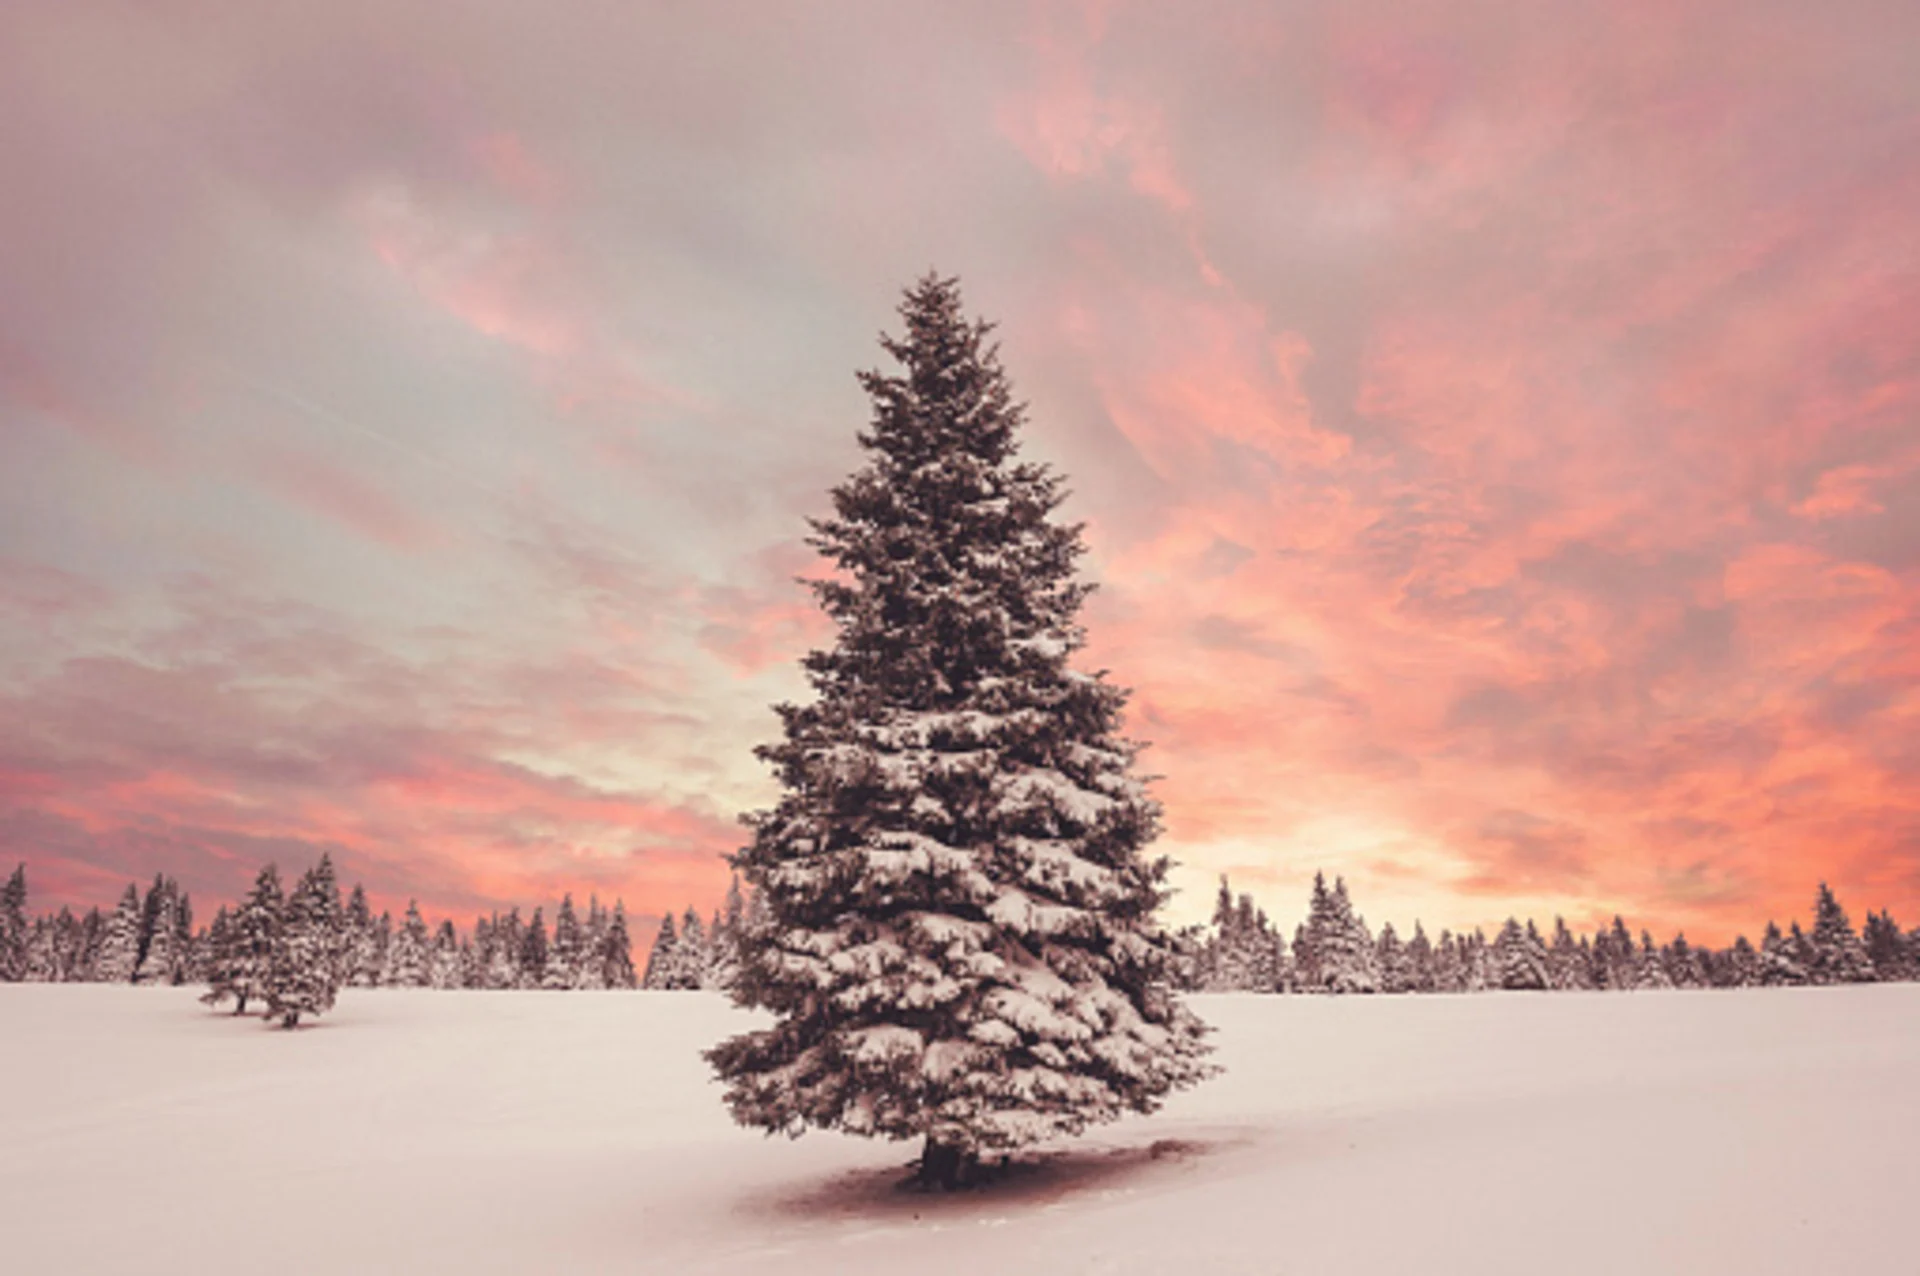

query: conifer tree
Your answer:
[136,885,180,985]
[642,911,679,990]
[520,908,550,989]
[1494,918,1550,990]
[1759,921,1807,985]
[708,276,1212,1188]
[1723,934,1760,987]
[601,902,637,990]
[0,863,27,981]
[223,864,284,1013]
[1807,883,1876,984]
[265,859,342,1028]
[198,907,237,1009]
[1376,922,1409,993]
[387,901,431,988]
[1404,921,1436,993]
[1547,917,1589,990]
[549,894,584,989]
[492,910,525,988]
[430,921,464,989]
[1861,910,1910,981]
[1634,931,1674,990]
[96,884,143,983]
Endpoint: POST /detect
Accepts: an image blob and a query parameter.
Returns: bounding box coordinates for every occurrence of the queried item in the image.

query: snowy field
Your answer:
[3,985,1915,1274]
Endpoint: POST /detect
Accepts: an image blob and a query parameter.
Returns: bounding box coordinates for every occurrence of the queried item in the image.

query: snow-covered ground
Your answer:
[3,984,1914,1274]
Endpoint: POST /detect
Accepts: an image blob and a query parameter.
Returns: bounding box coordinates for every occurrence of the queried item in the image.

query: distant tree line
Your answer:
[1190,872,1918,993]
[0,860,642,1025]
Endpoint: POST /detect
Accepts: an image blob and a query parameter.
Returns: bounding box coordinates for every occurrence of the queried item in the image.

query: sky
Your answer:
[2,0,1917,944]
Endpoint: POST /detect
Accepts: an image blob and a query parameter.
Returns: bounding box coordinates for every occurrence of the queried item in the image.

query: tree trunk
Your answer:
[916,1136,976,1190]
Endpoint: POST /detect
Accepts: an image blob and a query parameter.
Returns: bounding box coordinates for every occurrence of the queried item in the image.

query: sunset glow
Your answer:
[2,1,1916,942]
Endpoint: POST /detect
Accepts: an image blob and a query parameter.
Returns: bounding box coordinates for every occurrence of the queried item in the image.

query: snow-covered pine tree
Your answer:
[1404,921,1436,993]
[1301,875,1378,993]
[96,884,142,983]
[1633,931,1674,990]
[1431,929,1464,993]
[136,884,179,985]
[1806,883,1876,984]
[344,885,377,986]
[520,908,550,989]
[1722,934,1759,987]
[1494,918,1550,990]
[642,910,679,990]
[387,901,431,988]
[1861,910,1910,981]
[1758,921,1807,985]
[1664,934,1707,989]
[0,863,26,981]
[677,907,711,988]
[24,915,57,981]
[708,275,1212,1188]
[1595,917,1636,990]
[1376,921,1409,994]
[601,902,637,990]
[198,907,237,1009]
[49,907,84,982]
[493,910,526,989]
[430,921,464,989]
[1547,917,1589,990]
[265,858,343,1028]
[548,894,584,989]
[223,864,284,1013]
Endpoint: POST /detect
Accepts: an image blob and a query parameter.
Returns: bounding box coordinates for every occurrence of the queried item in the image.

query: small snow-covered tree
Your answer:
[136,885,180,986]
[386,901,431,988]
[1376,922,1410,993]
[265,858,343,1028]
[1299,875,1377,994]
[96,884,143,983]
[708,276,1212,1188]
[222,864,284,1013]
[1403,922,1436,993]
[1807,883,1876,984]
[520,908,550,989]
[0,863,27,981]
[601,902,637,990]
[1758,921,1807,985]
[548,895,584,989]
[1721,934,1760,987]
[642,911,682,989]
[1547,918,1589,990]
[1861,910,1910,981]
[1633,931,1673,990]
[1495,918,1550,990]
[198,907,237,1009]
[430,921,464,989]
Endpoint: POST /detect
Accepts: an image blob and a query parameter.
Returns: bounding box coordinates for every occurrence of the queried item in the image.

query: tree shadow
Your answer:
[744,1130,1259,1226]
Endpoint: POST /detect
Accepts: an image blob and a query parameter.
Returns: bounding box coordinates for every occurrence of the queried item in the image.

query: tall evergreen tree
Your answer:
[96,884,143,983]
[601,901,637,990]
[1,863,27,981]
[549,895,584,990]
[1403,921,1436,993]
[223,865,284,1013]
[136,884,179,986]
[1861,910,1910,981]
[708,276,1211,1188]
[642,911,679,989]
[265,860,342,1028]
[387,901,432,988]
[1495,918,1550,990]
[520,908,550,989]
[1806,883,1876,984]
[197,907,237,1009]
